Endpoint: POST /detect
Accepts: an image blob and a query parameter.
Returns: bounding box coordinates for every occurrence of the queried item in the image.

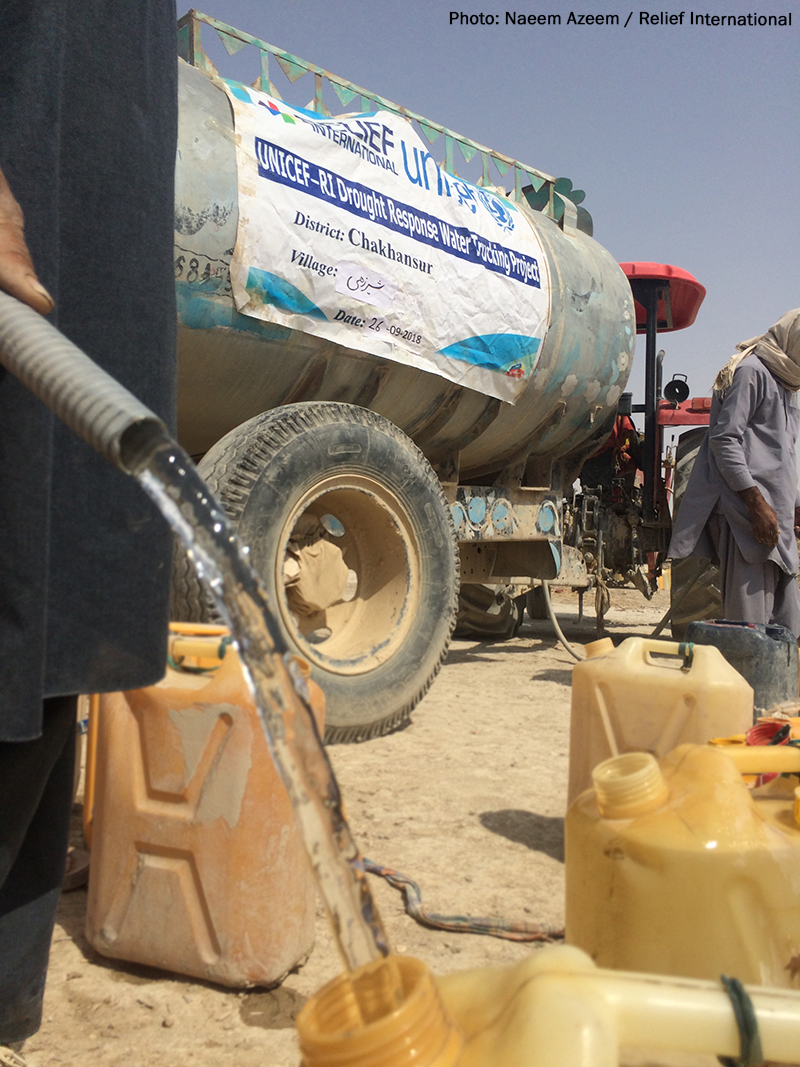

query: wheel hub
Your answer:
[277,475,420,676]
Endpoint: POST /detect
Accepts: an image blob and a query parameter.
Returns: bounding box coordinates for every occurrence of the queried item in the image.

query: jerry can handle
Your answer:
[719,742,800,776]
[636,639,694,669]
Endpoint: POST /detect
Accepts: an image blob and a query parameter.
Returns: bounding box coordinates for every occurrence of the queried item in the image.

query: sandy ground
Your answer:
[14,588,793,1067]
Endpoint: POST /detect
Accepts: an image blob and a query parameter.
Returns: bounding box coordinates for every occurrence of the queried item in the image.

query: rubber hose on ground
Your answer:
[541,581,585,662]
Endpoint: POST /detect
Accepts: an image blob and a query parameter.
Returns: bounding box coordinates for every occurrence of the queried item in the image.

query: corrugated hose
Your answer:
[0,290,168,472]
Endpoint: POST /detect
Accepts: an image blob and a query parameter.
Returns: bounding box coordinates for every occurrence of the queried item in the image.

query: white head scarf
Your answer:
[713,308,800,394]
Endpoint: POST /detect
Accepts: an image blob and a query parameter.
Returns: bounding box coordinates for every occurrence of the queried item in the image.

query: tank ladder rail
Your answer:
[176,9,592,234]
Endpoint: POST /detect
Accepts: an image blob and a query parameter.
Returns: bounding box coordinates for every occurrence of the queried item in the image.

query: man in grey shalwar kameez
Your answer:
[669,309,800,639]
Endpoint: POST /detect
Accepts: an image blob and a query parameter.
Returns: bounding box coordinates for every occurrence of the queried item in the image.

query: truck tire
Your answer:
[526,583,549,620]
[453,585,525,640]
[172,402,459,742]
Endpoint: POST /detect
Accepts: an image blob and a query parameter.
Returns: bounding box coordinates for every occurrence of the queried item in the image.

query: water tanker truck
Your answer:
[171,12,705,741]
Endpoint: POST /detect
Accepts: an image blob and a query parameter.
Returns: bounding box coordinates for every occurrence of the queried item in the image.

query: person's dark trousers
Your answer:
[0,696,76,1043]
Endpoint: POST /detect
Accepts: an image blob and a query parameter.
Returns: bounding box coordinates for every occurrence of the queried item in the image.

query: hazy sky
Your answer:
[188,0,798,414]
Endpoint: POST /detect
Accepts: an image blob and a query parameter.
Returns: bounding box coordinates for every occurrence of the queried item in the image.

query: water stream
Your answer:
[136,433,393,978]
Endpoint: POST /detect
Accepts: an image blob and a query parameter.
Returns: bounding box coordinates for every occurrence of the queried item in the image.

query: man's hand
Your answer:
[794,505,800,538]
[0,165,54,315]
[740,485,780,547]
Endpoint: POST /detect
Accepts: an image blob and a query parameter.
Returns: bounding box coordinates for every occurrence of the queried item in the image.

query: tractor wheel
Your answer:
[670,427,722,638]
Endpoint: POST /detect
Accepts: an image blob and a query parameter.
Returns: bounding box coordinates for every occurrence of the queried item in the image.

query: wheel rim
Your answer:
[273,473,421,676]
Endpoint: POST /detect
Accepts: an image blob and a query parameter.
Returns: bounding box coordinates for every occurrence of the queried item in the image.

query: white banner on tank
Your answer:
[223,80,551,403]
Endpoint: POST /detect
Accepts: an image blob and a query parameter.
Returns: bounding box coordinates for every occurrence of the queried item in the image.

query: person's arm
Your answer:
[708,363,779,547]
[0,164,53,314]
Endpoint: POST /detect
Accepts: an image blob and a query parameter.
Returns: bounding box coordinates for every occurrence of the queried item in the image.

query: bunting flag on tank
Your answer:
[222,80,551,403]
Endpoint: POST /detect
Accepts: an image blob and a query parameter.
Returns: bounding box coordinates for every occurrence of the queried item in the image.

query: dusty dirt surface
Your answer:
[14,589,788,1067]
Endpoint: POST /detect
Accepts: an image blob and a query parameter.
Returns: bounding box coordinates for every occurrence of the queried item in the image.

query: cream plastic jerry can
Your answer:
[567,637,753,806]
[85,635,324,987]
[565,744,800,987]
[294,945,800,1067]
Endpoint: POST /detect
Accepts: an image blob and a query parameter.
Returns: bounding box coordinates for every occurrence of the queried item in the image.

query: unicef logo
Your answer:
[476,190,515,233]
